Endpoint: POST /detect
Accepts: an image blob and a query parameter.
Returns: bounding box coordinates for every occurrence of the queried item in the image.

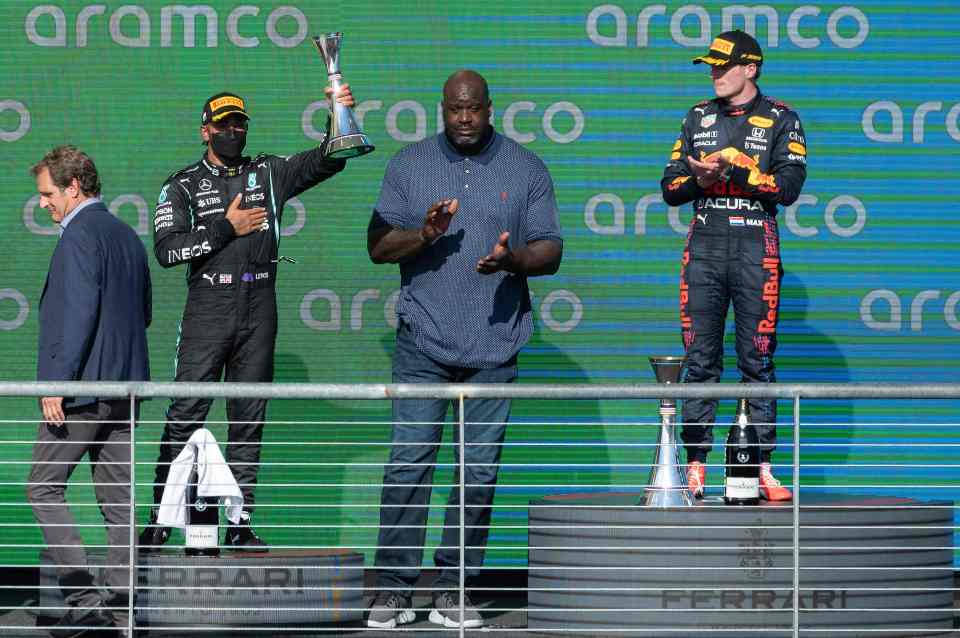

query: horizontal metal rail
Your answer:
[1,381,959,400]
[2,381,957,638]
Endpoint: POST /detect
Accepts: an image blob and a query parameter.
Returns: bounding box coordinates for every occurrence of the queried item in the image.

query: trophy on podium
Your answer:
[312,32,375,159]
[643,356,694,506]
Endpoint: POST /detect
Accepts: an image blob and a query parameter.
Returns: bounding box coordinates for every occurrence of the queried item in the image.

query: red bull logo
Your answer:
[703,147,779,194]
[754,334,773,356]
[757,257,780,334]
[763,220,779,258]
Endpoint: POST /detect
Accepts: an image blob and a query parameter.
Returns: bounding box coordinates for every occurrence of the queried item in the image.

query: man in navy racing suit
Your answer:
[141,86,357,549]
[660,30,807,501]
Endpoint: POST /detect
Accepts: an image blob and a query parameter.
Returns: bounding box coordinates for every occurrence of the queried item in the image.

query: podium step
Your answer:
[136,549,364,627]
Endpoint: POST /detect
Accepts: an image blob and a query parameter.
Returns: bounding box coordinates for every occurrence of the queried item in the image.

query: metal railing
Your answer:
[0,381,957,637]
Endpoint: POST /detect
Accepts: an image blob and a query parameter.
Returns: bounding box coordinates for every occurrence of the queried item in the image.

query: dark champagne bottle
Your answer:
[185,466,220,557]
[724,399,760,505]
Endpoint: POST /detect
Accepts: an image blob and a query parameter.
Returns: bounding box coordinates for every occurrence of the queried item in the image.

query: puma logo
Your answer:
[202,273,216,286]
[770,107,782,118]
[696,213,708,225]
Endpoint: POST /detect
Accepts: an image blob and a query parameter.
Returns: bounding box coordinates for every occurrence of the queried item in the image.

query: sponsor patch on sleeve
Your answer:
[748,116,774,128]
[788,142,806,155]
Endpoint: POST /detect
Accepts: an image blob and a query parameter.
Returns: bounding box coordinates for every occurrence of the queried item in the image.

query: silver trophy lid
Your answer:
[648,355,686,384]
[313,33,342,74]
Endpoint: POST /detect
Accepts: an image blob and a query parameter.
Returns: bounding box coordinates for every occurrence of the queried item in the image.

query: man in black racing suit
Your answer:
[660,30,806,501]
[141,88,356,549]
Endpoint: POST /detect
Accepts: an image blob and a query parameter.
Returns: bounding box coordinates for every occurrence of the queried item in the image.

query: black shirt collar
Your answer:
[721,90,763,117]
[438,128,501,165]
[201,155,250,177]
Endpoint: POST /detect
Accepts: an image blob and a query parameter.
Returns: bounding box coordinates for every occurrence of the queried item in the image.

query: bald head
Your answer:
[443,70,490,105]
[441,69,493,154]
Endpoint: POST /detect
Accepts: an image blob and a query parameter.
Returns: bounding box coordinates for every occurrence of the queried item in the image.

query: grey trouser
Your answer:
[27,400,133,608]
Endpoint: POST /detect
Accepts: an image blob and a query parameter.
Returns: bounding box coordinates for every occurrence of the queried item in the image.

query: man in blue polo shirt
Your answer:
[366,69,563,629]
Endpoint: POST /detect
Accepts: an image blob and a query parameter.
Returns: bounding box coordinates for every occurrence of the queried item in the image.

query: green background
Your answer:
[0,1,957,567]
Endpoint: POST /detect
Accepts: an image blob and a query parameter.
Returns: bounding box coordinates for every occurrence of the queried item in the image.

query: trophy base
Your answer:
[642,487,695,507]
[325,133,375,159]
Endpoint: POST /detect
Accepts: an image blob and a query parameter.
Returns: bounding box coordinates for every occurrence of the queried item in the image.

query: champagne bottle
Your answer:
[185,466,220,557]
[724,399,760,505]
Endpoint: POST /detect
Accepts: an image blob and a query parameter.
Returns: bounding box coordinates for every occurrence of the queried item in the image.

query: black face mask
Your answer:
[210,129,247,164]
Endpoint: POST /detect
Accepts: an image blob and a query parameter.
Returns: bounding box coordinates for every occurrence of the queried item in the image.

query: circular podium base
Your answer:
[528,493,955,637]
[136,549,363,627]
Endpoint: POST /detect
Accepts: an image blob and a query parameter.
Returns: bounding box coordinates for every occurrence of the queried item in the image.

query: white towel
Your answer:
[156,428,243,528]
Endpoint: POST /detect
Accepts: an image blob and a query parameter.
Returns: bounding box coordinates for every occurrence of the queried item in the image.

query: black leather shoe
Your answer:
[137,508,170,551]
[51,601,116,638]
[224,514,267,552]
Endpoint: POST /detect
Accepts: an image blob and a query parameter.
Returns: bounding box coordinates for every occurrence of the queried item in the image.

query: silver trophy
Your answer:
[643,356,694,507]
[312,32,375,159]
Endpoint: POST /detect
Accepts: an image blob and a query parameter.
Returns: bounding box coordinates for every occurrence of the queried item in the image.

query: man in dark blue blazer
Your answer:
[27,145,151,637]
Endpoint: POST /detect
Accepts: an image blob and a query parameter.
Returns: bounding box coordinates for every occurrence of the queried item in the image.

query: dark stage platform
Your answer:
[528,492,955,637]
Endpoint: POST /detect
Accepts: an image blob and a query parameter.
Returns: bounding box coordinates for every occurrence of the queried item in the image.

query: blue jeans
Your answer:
[375,322,517,592]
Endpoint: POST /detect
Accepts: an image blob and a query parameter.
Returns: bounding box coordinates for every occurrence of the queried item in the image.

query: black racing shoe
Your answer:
[224,513,268,552]
[137,508,170,552]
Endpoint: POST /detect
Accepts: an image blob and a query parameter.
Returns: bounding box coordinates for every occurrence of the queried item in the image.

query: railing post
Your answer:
[128,391,137,637]
[458,393,466,638]
[792,394,801,638]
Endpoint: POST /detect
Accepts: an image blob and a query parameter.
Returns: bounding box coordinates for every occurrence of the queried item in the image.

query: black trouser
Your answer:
[375,323,516,593]
[679,212,782,462]
[28,400,134,608]
[151,287,277,511]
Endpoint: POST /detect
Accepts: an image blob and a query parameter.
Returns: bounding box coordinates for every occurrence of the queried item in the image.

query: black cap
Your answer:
[201,92,249,125]
[692,30,763,66]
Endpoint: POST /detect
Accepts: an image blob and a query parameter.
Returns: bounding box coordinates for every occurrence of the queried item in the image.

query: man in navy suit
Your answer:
[27,145,151,637]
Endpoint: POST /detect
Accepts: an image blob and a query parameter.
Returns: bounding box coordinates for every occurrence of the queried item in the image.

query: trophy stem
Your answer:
[312,32,375,160]
[643,414,694,507]
[643,356,694,507]
[327,71,343,93]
